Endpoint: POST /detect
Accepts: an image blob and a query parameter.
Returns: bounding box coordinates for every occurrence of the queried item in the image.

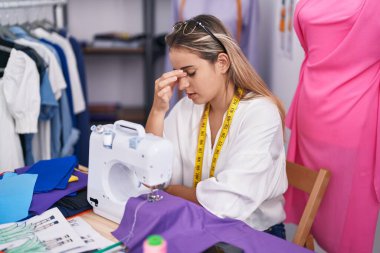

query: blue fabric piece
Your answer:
[9,26,31,37]
[69,36,90,166]
[19,134,35,165]
[0,173,37,224]
[25,156,77,193]
[60,126,80,157]
[50,106,62,158]
[39,70,59,120]
[15,168,88,216]
[66,191,78,197]
[54,157,77,190]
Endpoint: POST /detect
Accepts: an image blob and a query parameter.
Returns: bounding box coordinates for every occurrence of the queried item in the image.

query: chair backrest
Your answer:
[286,161,331,249]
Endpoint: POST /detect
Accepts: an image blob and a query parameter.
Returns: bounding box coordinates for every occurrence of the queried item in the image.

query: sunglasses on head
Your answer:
[172,19,227,53]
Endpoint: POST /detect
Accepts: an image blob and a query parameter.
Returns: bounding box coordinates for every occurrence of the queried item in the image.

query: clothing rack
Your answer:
[0,0,67,28]
[0,0,67,9]
[143,0,155,116]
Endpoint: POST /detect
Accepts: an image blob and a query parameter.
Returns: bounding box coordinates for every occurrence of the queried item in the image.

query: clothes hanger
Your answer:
[0,25,18,41]
[0,43,12,78]
[31,18,56,33]
[20,21,33,32]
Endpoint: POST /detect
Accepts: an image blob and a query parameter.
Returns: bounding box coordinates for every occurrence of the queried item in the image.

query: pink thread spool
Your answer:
[143,235,167,253]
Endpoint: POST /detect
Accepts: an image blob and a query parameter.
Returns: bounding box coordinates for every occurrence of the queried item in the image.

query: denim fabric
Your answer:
[39,39,79,157]
[264,223,286,240]
[69,36,90,166]
[59,92,79,157]
[39,70,58,120]
[204,223,286,253]
[19,134,34,165]
[39,38,76,126]
[204,242,244,253]
[50,106,61,158]
[39,42,64,158]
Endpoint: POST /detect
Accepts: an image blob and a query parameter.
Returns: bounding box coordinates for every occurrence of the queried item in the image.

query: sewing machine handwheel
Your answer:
[113,120,146,137]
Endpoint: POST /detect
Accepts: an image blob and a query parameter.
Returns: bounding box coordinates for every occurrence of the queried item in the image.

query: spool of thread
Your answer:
[143,235,167,253]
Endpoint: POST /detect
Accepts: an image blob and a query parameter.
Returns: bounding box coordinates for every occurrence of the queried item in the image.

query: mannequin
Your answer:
[285,0,380,252]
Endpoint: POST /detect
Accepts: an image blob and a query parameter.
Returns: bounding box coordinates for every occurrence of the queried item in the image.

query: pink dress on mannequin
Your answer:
[285,0,380,252]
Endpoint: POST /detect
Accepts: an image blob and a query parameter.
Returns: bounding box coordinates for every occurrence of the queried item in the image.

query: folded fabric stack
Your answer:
[92,32,146,48]
[0,156,91,224]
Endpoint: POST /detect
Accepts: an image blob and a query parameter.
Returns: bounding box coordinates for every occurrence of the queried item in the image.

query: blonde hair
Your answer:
[166,14,286,131]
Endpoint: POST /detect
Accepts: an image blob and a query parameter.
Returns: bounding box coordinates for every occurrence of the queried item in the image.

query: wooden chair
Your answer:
[286,161,331,250]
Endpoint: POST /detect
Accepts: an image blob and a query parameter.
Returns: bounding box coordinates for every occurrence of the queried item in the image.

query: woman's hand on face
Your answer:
[152,70,187,113]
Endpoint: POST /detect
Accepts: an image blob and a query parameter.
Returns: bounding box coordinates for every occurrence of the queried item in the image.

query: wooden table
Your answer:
[74,210,119,242]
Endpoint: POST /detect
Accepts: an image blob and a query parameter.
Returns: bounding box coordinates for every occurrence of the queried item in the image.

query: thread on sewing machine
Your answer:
[120,200,147,244]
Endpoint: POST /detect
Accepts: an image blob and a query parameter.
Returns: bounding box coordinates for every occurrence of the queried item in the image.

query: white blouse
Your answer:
[164,96,288,231]
[0,49,40,171]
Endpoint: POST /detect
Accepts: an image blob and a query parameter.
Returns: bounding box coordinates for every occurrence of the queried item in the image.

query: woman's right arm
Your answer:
[145,69,186,136]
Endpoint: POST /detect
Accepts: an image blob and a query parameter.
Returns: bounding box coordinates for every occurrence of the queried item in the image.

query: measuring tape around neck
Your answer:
[193,88,243,187]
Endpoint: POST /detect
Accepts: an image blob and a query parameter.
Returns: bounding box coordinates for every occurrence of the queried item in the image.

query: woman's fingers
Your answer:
[155,70,187,90]
[151,70,187,112]
[157,85,172,97]
[157,76,178,90]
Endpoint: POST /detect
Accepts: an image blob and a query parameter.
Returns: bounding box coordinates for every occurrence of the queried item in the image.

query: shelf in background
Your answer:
[89,103,146,126]
[83,46,145,55]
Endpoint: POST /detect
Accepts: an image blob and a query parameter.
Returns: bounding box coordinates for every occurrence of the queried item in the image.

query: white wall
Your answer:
[264,0,304,110]
[67,0,171,107]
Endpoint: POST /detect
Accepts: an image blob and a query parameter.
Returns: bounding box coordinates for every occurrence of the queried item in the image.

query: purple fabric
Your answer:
[28,170,87,215]
[15,166,31,174]
[112,191,312,253]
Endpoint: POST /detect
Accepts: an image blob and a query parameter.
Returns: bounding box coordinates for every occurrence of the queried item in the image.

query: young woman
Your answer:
[146,14,288,240]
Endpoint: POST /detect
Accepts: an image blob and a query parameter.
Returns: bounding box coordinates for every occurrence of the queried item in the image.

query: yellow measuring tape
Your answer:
[193,88,243,187]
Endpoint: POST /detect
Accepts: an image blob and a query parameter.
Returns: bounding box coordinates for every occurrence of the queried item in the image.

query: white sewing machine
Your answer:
[87,120,173,223]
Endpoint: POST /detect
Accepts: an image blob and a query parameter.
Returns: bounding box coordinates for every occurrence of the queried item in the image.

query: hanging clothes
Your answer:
[68,36,90,166]
[285,0,380,252]
[10,27,67,100]
[1,36,52,164]
[38,37,80,157]
[12,35,59,162]
[32,28,86,115]
[0,48,40,171]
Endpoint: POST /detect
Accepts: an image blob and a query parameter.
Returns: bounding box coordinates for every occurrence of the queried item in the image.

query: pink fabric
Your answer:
[285,0,380,252]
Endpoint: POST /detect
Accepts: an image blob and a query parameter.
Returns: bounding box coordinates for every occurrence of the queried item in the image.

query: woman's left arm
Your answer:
[165,185,200,204]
